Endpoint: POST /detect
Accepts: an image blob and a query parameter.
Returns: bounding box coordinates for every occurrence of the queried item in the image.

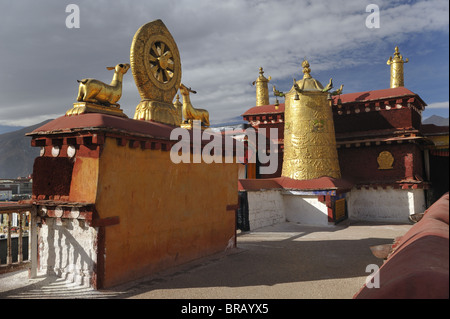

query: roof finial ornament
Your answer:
[302,59,311,79]
[253,67,271,106]
[281,59,341,180]
[387,46,408,88]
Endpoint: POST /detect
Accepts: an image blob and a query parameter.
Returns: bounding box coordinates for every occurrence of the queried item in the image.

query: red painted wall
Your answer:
[338,144,424,184]
[354,193,449,299]
[256,122,284,179]
[333,107,419,134]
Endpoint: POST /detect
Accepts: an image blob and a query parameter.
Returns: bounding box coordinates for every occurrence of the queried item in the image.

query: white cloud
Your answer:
[0,0,448,126]
[426,101,449,109]
[169,0,449,122]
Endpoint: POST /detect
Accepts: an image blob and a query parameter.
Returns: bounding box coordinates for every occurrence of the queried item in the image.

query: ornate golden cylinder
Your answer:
[255,67,270,106]
[387,46,408,88]
[389,62,405,88]
[282,66,341,180]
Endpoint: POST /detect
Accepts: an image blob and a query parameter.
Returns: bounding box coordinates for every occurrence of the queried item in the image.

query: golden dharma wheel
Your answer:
[130,19,182,104]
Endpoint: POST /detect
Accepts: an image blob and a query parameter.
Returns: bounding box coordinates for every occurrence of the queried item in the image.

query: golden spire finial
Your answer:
[173,94,183,125]
[255,67,270,82]
[253,67,271,106]
[387,46,408,88]
[302,59,311,79]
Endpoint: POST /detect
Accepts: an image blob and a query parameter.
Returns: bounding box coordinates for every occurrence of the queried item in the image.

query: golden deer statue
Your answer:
[179,83,210,127]
[77,63,130,106]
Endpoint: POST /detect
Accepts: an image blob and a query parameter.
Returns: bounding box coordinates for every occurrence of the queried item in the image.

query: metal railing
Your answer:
[0,203,37,275]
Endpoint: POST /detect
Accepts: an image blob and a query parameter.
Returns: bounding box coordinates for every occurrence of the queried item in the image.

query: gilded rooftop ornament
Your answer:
[302,59,312,78]
[293,60,327,92]
[273,85,285,97]
[179,83,210,128]
[387,46,408,88]
[253,67,271,106]
[321,78,333,93]
[173,94,183,125]
[66,63,129,117]
[273,60,343,99]
[281,59,341,180]
[131,19,183,125]
[331,84,344,96]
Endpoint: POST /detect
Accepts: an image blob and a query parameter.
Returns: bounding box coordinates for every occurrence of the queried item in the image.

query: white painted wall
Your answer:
[38,218,97,287]
[347,188,426,223]
[283,194,330,226]
[246,190,332,229]
[244,186,425,230]
[247,190,285,230]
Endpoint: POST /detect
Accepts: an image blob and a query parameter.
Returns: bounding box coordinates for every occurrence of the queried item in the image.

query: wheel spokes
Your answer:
[148,41,175,83]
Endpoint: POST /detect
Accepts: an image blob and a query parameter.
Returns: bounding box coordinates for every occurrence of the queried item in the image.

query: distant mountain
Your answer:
[211,116,246,127]
[0,124,24,135]
[215,115,450,127]
[1,114,444,179]
[423,115,449,126]
[0,120,52,179]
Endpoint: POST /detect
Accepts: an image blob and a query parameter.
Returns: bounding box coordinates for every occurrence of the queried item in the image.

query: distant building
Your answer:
[0,176,33,199]
[0,187,12,201]
[239,48,449,227]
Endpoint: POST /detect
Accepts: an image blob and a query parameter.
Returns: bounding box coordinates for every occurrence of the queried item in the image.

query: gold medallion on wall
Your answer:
[377,151,394,169]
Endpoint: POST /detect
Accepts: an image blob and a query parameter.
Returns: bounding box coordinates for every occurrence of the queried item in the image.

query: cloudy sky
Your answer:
[0,0,448,127]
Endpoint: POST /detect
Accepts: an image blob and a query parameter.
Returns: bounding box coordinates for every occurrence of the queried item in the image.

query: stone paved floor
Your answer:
[0,220,412,299]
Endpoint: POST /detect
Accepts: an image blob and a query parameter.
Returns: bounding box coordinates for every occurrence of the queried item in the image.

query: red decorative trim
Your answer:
[354,182,429,190]
[129,140,140,148]
[430,150,449,157]
[117,137,127,146]
[226,204,239,211]
[94,226,105,290]
[91,216,120,227]
[91,134,105,145]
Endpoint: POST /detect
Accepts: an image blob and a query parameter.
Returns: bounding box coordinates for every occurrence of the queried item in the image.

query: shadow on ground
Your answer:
[0,221,411,299]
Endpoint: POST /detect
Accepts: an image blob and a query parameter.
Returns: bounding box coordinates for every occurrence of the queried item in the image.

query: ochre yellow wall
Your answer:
[95,137,238,288]
[246,163,257,179]
[69,157,99,203]
[428,135,449,150]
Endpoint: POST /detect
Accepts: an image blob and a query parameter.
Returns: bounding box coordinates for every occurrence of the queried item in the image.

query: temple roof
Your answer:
[421,124,449,135]
[27,113,246,157]
[28,113,177,140]
[331,86,426,106]
[242,103,285,116]
[242,87,426,116]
